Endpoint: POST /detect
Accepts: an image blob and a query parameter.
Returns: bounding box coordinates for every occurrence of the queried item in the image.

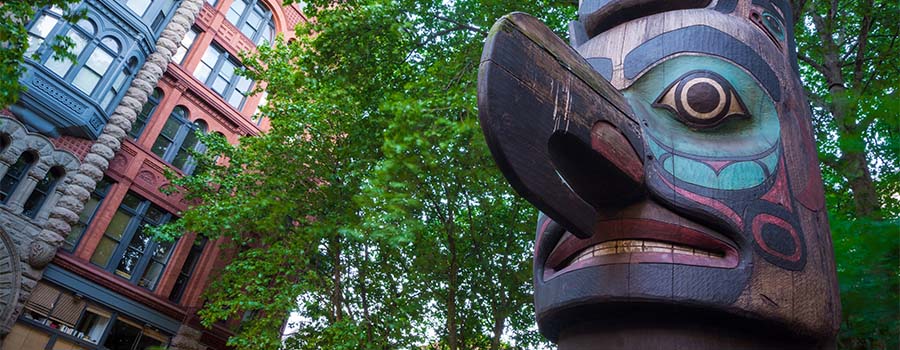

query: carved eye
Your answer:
[653,71,750,129]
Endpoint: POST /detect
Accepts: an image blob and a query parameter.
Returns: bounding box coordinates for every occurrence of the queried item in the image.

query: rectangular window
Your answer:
[172,27,199,64]
[44,28,88,78]
[14,282,171,349]
[25,13,60,57]
[168,238,206,302]
[192,44,254,110]
[89,192,177,290]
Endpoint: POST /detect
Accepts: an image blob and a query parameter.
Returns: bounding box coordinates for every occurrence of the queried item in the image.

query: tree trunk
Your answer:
[808,10,883,220]
[489,310,506,350]
[447,225,459,350]
[330,236,344,322]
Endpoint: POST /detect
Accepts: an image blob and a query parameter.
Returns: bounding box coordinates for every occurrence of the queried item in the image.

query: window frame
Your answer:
[0,152,37,204]
[168,238,207,303]
[193,44,255,110]
[22,165,65,219]
[225,0,276,46]
[123,0,178,36]
[89,192,178,290]
[65,177,114,252]
[129,88,164,140]
[25,6,136,112]
[172,26,200,65]
[17,282,172,350]
[150,107,207,174]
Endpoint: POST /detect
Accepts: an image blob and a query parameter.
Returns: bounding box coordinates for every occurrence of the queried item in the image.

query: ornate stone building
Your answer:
[0,1,305,348]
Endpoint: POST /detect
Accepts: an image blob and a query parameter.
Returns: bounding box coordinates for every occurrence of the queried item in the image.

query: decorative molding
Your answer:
[31,77,86,114]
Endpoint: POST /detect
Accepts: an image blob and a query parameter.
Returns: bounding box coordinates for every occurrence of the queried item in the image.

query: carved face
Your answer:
[477,0,840,345]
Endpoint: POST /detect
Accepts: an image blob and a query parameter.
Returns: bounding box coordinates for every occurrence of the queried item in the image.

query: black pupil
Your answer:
[685,82,720,114]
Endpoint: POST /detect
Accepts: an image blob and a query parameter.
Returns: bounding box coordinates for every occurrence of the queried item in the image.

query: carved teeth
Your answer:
[568,239,724,265]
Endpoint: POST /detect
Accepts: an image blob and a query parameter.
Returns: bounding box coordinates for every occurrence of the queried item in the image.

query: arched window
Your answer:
[226,0,275,46]
[130,88,163,139]
[151,108,207,174]
[22,166,65,218]
[0,152,37,204]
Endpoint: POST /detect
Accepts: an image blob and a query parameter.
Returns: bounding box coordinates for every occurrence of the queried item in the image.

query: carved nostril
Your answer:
[547,123,644,209]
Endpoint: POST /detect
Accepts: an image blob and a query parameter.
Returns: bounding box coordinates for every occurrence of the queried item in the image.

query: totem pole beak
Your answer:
[478,12,645,239]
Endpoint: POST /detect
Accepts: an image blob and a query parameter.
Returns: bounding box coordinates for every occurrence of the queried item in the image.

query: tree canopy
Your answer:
[153,0,899,349]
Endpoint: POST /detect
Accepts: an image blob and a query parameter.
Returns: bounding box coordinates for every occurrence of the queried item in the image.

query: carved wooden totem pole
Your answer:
[477,0,840,348]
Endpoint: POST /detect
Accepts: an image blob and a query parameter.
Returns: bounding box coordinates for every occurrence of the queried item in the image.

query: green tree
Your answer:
[0,1,82,108]
[791,0,900,348]
[157,0,573,349]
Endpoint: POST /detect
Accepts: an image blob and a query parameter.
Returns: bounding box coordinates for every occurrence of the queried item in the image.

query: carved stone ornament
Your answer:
[27,240,56,268]
[477,1,839,348]
[0,231,21,334]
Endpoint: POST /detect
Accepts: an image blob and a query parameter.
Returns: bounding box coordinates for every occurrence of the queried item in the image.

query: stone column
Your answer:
[169,325,205,350]
[0,0,205,342]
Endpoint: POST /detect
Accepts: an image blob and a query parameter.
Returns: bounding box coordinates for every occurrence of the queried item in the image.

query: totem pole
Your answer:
[477,0,840,348]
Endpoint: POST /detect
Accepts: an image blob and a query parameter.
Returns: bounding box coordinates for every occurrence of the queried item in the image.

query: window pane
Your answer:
[126,0,152,16]
[144,205,166,224]
[102,319,141,350]
[192,64,212,84]
[257,24,273,46]
[44,30,87,77]
[101,37,120,53]
[173,28,198,64]
[152,118,181,157]
[172,149,191,169]
[226,0,247,25]
[26,15,59,55]
[74,308,110,344]
[138,261,164,288]
[85,49,113,75]
[227,91,245,108]
[120,193,142,209]
[76,19,95,35]
[89,237,118,266]
[73,69,101,94]
[115,247,142,279]
[151,138,173,158]
[105,210,132,240]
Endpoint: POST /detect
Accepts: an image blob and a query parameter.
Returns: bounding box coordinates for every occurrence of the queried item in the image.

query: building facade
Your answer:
[0,0,305,349]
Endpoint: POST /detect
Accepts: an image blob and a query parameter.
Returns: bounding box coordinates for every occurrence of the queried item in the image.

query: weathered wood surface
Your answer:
[478,13,644,238]
[477,1,839,348]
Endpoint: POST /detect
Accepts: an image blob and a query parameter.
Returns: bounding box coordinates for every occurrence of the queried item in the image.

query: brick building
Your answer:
[0,0,305,349]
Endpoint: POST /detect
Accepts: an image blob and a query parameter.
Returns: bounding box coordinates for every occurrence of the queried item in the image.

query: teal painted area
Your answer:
[663,155,768,190]
[625,55,781,159]
[647,137,666,159]
[760,148,780,174]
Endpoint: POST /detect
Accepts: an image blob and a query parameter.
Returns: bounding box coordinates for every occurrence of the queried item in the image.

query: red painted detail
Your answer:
[591,121,644,184]
[751,213,802,262]
[760,158,792,212]
[658,174,743,227]
[544,217,739,280]
[703,159,733,173]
